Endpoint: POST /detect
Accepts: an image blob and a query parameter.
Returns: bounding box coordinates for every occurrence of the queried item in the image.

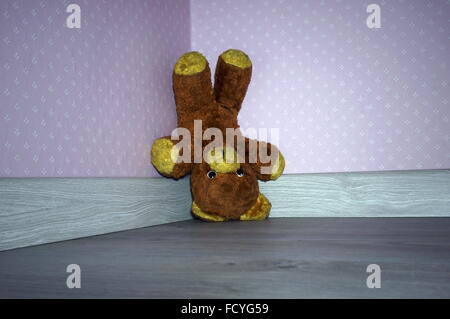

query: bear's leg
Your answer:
[173,52,214,121]
[214,49,252,112]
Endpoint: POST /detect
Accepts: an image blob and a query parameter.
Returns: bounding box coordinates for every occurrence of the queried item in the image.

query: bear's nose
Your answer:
[206,146,240,173]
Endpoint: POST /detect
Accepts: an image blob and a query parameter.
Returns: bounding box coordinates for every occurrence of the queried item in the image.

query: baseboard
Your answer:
[1,170,449,251]
[0,177,191,251]
[261,170,450,218]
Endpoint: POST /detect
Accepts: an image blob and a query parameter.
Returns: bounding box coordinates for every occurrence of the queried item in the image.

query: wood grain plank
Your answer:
[261,170,450,217]
[0,218,449,298]
[0,177,191,251]
[1,170,449,251]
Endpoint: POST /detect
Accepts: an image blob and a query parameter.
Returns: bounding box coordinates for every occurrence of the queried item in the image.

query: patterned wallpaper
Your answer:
[0,0,190,177]
[1,0,449,177]
[192,0,450,174]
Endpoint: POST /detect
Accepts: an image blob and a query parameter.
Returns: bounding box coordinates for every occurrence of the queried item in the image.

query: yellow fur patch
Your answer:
[191,193,271,222]
[206,146,240,173]
[151,138,176,175]
[240,193,271,221]
[220,49,252,69]
[174,51,207,75]
[270,152,285,180]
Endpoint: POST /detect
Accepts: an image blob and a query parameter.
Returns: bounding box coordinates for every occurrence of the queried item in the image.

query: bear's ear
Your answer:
[214,49,252,112]
[173,51,214,113]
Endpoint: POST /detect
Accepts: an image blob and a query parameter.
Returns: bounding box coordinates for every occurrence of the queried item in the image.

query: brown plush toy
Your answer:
[151,49,285,221]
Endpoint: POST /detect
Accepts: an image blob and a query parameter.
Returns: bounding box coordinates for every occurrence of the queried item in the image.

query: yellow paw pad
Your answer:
[174,51,207,75]
[151,138,178,175]
[220,49,252,69]
[270,152,285,180]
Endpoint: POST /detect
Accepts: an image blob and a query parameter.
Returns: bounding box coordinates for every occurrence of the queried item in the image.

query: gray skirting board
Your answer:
[0,169,449,251]
[0,177,192,252]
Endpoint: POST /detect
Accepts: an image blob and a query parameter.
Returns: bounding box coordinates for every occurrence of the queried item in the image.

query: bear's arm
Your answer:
[151,136,193,179]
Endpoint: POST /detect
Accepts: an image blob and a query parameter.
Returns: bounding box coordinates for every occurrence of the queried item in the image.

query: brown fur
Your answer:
[154,51,282,220]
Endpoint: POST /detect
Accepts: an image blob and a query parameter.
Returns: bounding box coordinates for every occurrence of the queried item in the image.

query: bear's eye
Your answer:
[236,168,244,177]
[207,170,217,179]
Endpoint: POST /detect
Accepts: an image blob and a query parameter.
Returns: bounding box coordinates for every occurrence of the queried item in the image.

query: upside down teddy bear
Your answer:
[151,49,285,221]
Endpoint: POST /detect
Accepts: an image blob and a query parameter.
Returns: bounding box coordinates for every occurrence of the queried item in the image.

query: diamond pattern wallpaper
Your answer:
[1,0,449,177]
[192,0,450,174]
[1,0,190,177]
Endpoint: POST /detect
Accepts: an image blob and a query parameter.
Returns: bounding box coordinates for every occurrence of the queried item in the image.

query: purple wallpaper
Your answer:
[0,0,190,177]
[192,0,450,174]
[1,0,449,177]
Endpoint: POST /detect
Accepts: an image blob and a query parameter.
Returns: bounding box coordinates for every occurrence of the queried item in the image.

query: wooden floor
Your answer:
[0,217,449,298]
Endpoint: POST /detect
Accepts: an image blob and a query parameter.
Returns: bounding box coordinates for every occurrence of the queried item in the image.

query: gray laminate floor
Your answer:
[0,217,449,298]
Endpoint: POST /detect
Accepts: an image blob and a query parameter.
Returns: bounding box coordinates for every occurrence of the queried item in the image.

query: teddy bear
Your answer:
[151,49,285,221]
